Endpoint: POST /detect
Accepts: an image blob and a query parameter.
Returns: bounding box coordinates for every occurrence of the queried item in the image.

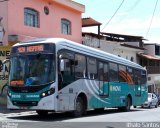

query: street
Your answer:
[0,106,160,128]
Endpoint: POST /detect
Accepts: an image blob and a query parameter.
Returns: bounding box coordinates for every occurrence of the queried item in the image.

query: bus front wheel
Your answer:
[72,97,85,117]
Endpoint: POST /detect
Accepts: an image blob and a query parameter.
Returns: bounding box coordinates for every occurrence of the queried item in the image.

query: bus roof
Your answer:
[14,38,145,70]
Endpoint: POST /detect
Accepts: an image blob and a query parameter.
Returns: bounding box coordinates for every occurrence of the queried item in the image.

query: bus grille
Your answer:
[12,101,38,106]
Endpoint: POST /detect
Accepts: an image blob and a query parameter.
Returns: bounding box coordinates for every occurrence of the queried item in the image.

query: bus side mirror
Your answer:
[60,59,65,72]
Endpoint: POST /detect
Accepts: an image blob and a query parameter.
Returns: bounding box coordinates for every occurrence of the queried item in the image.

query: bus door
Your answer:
[134,69,141,96]
[58,51,75,111]
[98,62,109,98]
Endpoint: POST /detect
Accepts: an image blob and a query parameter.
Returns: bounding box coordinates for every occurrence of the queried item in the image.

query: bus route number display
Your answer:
[17,45,44,53]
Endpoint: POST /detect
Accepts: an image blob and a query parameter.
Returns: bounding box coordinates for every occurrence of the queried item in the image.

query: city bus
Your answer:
[4,38,148,117]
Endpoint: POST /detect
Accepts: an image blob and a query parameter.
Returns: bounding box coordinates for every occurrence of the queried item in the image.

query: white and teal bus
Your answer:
[5,38,147,117]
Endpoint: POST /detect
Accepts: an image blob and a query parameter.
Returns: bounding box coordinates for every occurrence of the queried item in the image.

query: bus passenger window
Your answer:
[141,70,147,85]
[75,54,86,78]
[103,63,109,82]
[134,69,141,85]
[119,65,127,83]
[87,57,97,80]
[126,67,134,84]
[98,62,104,81]
[109,63,118,82]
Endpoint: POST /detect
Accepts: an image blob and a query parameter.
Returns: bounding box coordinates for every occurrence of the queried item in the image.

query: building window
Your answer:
[61,18,71,35]
[155,45,160,56]
[24,8,39,27]
[130,57,134,62]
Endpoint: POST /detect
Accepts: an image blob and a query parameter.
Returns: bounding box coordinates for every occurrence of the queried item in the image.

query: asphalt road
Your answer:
[1,106,160,128]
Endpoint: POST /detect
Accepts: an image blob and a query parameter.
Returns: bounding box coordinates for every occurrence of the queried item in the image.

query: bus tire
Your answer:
[118,96,131,112]
[36,110,48,116]
[124,96,131,111]
[72,97,84,117]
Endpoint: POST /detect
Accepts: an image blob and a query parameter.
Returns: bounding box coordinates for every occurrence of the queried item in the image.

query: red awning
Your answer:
[82,17,101,27]
[137,53,160,60]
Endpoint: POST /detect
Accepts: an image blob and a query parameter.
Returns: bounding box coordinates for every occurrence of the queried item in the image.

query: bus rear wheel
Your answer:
[36,110,48,116]
[118,96,131,112]
[124,96,131,111]
[72,97,85,117]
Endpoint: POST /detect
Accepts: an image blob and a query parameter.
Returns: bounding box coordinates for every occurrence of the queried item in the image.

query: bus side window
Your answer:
[109,62,118,82]
[75,54,86,78]
[141,70,147,85]
[97,61,109,82]
[127,67,134,85]
[98,62,104,81]
[134,69,141,85]
[87,57,97,80]
[119,65,127,83]
[103,63,109,82]
[58,51,75,88]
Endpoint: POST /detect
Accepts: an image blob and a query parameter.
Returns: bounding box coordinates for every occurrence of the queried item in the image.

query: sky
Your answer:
[73,0,160,43]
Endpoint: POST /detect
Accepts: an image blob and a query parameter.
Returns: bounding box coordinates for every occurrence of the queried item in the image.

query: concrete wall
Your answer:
[144,45,155,56]
[101,41,142,63]
[82,36,143,64]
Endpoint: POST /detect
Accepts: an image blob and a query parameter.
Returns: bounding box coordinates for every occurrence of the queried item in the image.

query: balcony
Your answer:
[146,66,160,74]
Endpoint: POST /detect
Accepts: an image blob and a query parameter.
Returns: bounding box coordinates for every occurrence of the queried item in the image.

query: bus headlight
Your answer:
[40,88,55,98]
[7,90,11,97]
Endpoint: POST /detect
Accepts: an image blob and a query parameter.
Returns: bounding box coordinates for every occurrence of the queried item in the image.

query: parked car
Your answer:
[141,93,158,108]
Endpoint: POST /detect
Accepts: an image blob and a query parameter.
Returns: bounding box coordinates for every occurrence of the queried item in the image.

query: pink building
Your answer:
[0,0,85,46]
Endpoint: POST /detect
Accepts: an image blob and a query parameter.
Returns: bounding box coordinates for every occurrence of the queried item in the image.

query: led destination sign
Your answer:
[17,45,44,53]
[11,44,55,54]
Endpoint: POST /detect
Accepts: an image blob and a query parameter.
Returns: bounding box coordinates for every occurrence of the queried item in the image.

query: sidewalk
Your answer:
[0,96,25,114]
[0,94,8,113]
[0,104,8,113]
[0,104,27,114]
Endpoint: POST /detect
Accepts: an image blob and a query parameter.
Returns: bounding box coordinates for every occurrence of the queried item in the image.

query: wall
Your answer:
[144,45,155,56]
[82,35,143,63]
[0,1,8,45]
[7,0,82,44]
[100,40,142,63]
[0,46,10,93]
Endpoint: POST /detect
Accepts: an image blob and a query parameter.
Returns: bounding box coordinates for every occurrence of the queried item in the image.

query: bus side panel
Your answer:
[57,79,85,112]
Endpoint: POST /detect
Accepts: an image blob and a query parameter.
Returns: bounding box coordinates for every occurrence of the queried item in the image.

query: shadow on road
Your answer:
[7,108,143,122]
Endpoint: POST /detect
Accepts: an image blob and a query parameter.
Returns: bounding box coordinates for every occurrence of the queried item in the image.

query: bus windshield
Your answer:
[9,53,55,87]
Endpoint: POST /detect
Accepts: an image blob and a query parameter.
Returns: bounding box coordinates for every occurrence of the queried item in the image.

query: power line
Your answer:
[126,0,141,12]
[117,0,141,24]
[146,0,159,38]
[101,0,125,31]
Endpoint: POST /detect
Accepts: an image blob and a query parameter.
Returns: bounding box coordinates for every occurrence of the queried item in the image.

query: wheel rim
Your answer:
[76,99,82,113]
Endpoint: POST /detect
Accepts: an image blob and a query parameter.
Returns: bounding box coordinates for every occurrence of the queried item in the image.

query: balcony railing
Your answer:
[146,66,160,74]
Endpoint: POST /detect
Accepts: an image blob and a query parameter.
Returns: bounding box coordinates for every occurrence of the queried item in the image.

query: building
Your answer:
[0,0,85,46]
[82,32,145,64]
[138,43,160,94]
[0,0,85,98]
[82,18,146,64]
